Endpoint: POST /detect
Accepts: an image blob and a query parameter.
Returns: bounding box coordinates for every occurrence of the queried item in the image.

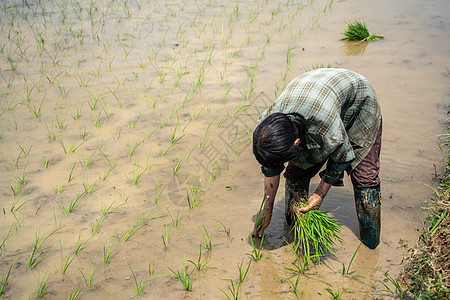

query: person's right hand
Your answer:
[252,206,272,238]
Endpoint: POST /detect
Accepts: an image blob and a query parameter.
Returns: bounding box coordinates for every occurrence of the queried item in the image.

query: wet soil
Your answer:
[0,0,449,298]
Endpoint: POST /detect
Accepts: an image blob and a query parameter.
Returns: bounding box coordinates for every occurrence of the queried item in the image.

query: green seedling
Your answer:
[220,278,240,300]
[126,141,141,157]
[78,258,99,287]
[278,274,302,299]
[123,212,165,242]
[154,183,166,204]
[41,155,50,168]
[255,191,267,232]
[129,265,148,297]
[68,282,84,300]
[168,210,180,228]
[0,262,15,295]
[342,243,362,275]
[283,241,311,275]
[325,288,345,299]
[248,233,264,262]
[0,223,17,253]
[73,229,92,255]
[237,258,251,284]
[214,219,231,237]
[162,225,170,251]
[83,177,100,196]
[60,240,76,274]
[168,257,194,291]
[34,273,50,298]
[103,240,119,264]
[188,246,216,271]
[198,225,212,250]
[340,20,383,42]
[374,269,407,298]
[29,227,59,269]
[58,136,88,154]
[126,164,150,185]
[292,200,344,263]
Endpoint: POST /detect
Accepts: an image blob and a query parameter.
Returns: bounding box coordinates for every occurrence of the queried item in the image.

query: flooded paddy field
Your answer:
[0,0,449,298]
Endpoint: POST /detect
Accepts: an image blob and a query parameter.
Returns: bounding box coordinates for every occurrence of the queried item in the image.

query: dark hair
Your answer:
[253,113,307,169]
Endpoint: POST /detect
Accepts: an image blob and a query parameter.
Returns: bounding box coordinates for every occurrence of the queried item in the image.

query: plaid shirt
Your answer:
[259,68,381,185]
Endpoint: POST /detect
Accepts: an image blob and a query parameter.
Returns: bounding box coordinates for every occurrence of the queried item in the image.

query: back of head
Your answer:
[253,113,307,169]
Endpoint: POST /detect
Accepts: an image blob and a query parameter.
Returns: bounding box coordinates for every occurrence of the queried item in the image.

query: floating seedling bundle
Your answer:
[292,199,344,263]
[340,20,383,42]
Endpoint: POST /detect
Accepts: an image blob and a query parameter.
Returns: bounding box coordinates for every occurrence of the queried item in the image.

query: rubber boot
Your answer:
[285,179,310,225]
[353,185,381,250]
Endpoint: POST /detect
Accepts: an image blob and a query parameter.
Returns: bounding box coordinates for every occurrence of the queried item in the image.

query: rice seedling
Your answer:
[168,210,181,228]
[340,20,383,42]
[168,257,194,291]
[82,177,100,196]
[342,243,362,276]
[374,269,407,298]
[91,201,123,234]
[198,225,213,250]
[60,240,76,274]
[154,183,167,204]
[128,265,148,297]
[325,288,345,299]
[214,219,231,237]
[254,191,268,233]
[34,272,50,298]
[41,155,50,168]
[0,262,15,296]
[220,279,240,300]
[65,192,86,214]
[123,211,165,242]
[126,164,150,185]
[58,135,88,154]
[26,95,45,120]
[283,241,311,275]
[237,258,251,284]
[161,225,171,251]
[67,282,84,300]
[188,246,216,271]
[291,198,344,263]
[103,240,119,264]
[126,141,141,157]
[78,259,99,287]
[28,227,59,269]
[73,230,92,255]
[248,233,264,262]
[0,223,17,253]
[278,274,302,299]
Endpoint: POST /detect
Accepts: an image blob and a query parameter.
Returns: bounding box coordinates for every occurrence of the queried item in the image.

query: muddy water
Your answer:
[0,0,449,298]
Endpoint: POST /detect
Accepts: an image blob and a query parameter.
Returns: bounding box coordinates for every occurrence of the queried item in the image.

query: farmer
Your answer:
[252,68,382,250]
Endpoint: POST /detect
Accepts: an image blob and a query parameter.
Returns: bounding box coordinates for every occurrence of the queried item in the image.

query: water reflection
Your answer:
[340,41,369,56]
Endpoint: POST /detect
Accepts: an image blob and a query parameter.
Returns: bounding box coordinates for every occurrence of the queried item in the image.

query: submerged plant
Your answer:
[340,21,383,42]
[292,199,343,263]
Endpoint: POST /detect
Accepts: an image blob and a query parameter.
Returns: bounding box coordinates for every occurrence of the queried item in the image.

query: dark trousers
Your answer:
[284,122,382,188]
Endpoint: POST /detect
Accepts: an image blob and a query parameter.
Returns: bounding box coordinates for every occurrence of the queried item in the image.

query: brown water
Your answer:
[0,0,449,298]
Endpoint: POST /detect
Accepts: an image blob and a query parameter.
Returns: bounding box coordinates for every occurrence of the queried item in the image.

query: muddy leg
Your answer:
[285,179,310,225]
[353,185,381,250]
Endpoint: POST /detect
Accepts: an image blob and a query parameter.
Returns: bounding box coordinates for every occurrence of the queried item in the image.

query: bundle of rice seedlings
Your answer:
[292,199,344,263]
[340,20,383,42]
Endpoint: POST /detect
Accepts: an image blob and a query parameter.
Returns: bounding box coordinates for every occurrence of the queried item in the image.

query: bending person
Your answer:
[252,68,382,250]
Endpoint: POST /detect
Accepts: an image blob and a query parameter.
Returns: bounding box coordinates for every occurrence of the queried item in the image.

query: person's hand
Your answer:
[252,206,272,238]
[298,193,323,213]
